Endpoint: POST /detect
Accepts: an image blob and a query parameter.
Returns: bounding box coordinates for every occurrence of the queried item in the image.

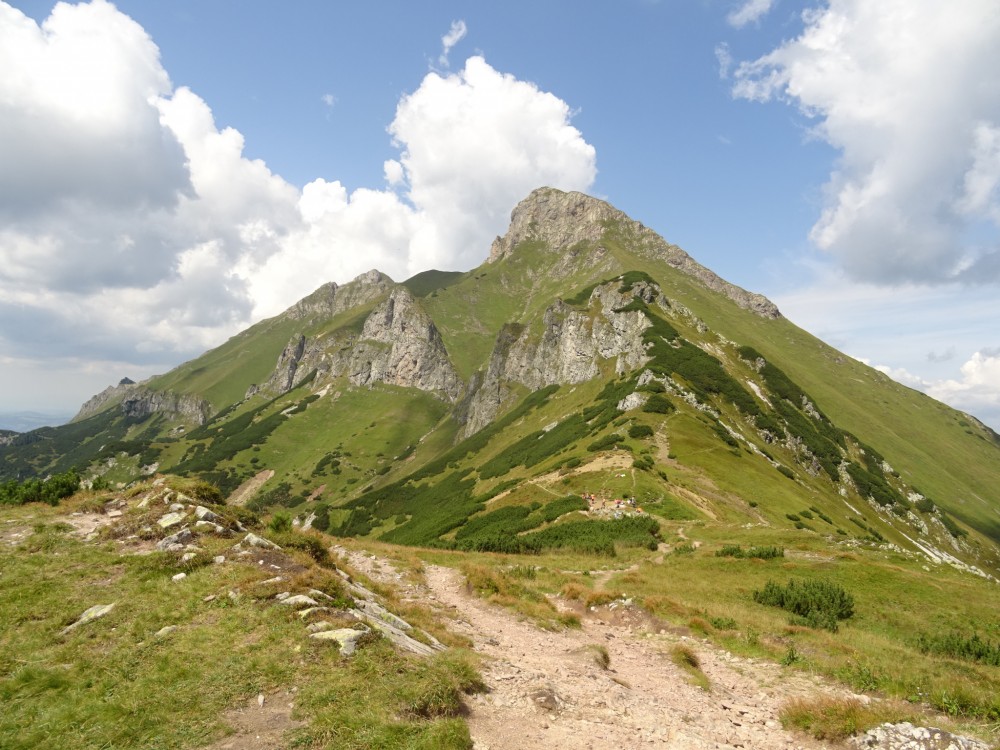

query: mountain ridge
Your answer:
[3,186,1000,578]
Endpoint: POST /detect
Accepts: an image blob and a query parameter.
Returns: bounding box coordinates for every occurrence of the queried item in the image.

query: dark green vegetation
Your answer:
[715,544,784,559]
[917,631,1000,666]
[753,579,855,632]
[0,471,79,506]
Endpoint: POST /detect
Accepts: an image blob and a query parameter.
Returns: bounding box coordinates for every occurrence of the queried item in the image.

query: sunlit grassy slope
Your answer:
[5,191,1000,564]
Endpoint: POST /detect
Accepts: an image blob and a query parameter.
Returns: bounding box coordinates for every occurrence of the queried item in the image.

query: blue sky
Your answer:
[1,0,999,430]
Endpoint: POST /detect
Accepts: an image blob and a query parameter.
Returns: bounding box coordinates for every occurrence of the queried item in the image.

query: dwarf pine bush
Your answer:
[753,578,854,632]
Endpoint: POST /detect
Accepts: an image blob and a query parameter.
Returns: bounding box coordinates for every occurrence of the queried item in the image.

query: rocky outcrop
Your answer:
[252,287,463,403]
[73,380,140,421]
[74,379,212,426]
[490,187,781,319]
[462,279,653,435]
[341,288,462,400]
[849,722,989,750]
[120,387,213,426]
[285,269,393,321]
[489,187,626,263]
[249,334,307,398]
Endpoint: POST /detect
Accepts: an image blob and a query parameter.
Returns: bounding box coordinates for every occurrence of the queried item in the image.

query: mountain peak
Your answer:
[489,187,781,319]
[488,187,624,263]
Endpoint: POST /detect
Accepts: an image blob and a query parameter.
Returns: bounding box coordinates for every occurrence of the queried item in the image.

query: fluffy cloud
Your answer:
[926,352,1000,428]
[0,1,596,408]
[245,55,596,318]
[733,0,1000,284]
[388,56,597,273]
[726,0,775,29]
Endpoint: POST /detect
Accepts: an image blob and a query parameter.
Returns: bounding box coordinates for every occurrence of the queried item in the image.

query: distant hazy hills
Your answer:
[0,411,71,433]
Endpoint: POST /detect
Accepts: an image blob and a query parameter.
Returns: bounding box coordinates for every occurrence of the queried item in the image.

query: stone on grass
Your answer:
[158,512,187,529]
[156,528,194,551]
[279,594,319,608]
[309,627,369,655]
[154,625,177,638]
[239,532,280,550]
[194,506,222,523]
[195,520,226,535]
[61,603,115,635]
[172,572,187,582]
[297,606,330,618]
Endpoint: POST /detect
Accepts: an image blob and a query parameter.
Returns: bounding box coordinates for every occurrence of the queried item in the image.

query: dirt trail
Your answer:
[342,550,848,750]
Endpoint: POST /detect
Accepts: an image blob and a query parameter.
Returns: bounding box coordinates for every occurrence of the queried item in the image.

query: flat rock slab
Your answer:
[849,722,990,750]
[61,603,115,635]
[309,627,368,655]
[279,594,319,608]
[158,512,187,529]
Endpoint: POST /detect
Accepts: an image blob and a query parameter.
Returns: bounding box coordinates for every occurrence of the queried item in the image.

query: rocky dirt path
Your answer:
[340,549,850,750]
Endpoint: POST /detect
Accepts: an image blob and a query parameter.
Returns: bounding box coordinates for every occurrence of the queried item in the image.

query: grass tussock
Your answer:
[586,643,611,670]
[779,696,918,741]
[670,644,710,692]
[461,563,578,630]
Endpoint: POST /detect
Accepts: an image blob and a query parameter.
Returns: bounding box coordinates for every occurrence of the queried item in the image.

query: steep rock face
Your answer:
[462,280,654,436]
[120,387,213,426]
[73,380,140,421]
[341,288,462,400]
[285,269,393,321]
[249,334,307,398]
[252,287,463,403]
[490,187,780,319]
[489,187,625,263]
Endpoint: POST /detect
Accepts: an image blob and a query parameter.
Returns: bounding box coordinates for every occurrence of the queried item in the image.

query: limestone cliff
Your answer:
[73,380,140,422]
[285,269,393,322]
[462,279,655,436]
[251,287,463,403]
[120,387,214,426]
[342,288,462,399]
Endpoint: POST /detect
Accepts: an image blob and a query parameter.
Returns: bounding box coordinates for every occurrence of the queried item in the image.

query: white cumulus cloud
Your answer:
[0,2,597,410]
[926,351,1000,428]
[733,0,1000,284]
[245,55,597,317]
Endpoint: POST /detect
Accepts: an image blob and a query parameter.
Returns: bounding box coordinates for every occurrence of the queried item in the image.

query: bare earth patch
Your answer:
[200,691,304,750]
[343,549,852,750]
[227,470,275,507]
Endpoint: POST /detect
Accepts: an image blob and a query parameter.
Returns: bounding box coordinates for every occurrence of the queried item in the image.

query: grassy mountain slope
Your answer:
[5,187,1000,742]
[3,187,999,566]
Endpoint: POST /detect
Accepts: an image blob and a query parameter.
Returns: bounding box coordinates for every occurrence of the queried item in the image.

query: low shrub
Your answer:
[716,545,784,560]
[586,433,626,452]
[753,578,854,632]
[779,696,917,741]
[917,631,1000,666]
[628,424,654,439]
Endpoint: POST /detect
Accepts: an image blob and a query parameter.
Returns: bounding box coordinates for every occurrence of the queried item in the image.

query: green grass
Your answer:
[0,494,482,749]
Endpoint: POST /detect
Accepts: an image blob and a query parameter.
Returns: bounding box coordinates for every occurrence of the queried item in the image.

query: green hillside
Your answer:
[5,187,1000,743]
